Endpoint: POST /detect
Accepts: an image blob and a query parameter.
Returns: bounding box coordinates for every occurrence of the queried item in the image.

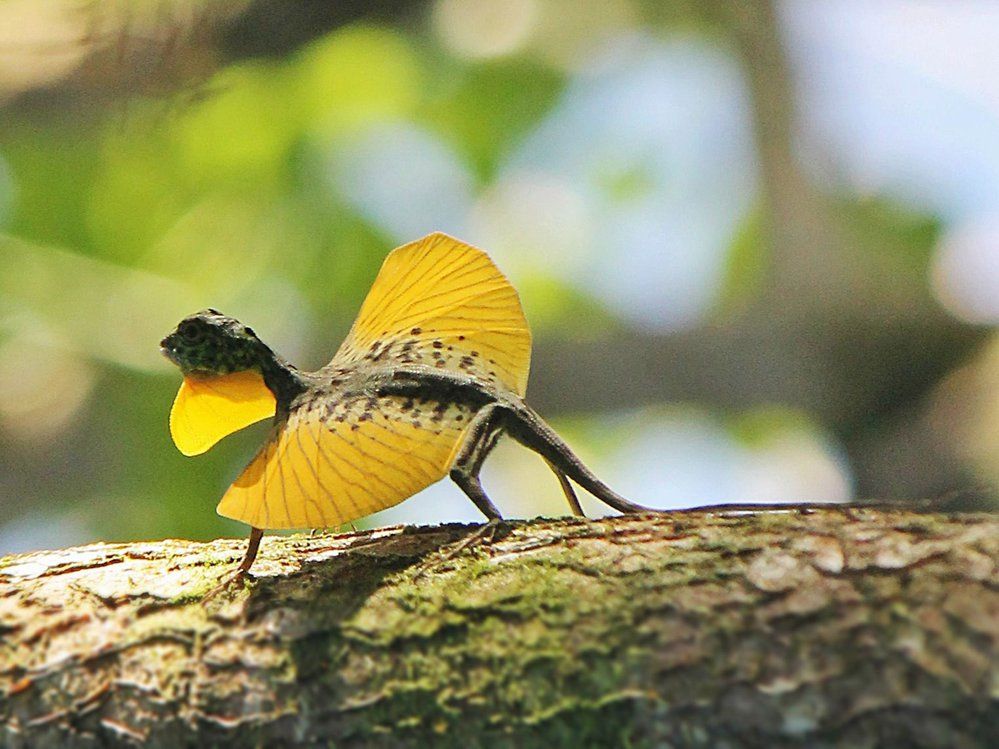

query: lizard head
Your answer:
[160,309,264,376]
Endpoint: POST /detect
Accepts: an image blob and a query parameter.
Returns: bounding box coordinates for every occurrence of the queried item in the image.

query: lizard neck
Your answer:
[252,340,308,410]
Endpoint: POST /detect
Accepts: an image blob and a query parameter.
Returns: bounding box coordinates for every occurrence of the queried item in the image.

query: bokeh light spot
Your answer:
[470,170,593,276]
[434,0,538,60]
[295,25,424,136]
[931,217,999,324]
[526,0,637,71]
[492,35,757,330]
[325,122,475,242]
[0,335,95,443]
[0,0,89,100]
[173,61,297,186]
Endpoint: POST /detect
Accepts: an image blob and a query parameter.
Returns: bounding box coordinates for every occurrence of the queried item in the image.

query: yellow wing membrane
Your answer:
[170,371,276,456]
[216,394,472,529]
[213,234,531,529]
[332,232,532,395]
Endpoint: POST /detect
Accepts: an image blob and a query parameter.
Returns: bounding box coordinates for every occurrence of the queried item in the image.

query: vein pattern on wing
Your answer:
[331,232,532,396]
[216,394,473,529]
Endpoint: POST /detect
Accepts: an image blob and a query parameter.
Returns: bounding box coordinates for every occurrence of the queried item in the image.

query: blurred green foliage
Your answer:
[1,2,994,553]
[0,20,584,548]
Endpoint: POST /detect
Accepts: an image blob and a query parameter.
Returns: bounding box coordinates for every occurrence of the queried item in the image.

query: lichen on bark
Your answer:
[1,508,997,747]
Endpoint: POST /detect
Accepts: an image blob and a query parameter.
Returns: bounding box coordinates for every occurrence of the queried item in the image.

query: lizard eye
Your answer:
[179,321,203,342]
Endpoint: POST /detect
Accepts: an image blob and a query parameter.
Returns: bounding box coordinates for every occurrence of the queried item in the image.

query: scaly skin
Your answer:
[161,310,657,575]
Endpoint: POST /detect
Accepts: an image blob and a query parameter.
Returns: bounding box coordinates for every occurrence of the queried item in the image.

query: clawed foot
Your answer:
[451,518,504,553]
[413,519,506,579]
[204,566,254,599]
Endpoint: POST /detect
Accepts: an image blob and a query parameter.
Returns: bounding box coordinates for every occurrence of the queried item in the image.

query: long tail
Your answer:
[504,403,658,515]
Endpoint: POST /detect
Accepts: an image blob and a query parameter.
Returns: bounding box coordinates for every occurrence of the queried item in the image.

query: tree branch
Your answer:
[2,509,996,747]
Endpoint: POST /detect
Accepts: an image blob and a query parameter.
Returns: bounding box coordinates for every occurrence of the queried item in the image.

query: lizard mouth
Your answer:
[160,338,181,365]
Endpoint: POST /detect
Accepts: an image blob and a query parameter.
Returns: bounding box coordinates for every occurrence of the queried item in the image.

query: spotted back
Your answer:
[330,232,532,395]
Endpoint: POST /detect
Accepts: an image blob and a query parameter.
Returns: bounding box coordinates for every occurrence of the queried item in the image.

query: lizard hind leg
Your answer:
[505,402,660,516]
[547,460,585,517]
[449,403,504,521]
[452,404,585,519]
[418,404,507,572]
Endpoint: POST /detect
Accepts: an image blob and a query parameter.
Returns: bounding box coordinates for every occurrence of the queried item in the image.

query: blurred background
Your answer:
[1,0,997,555]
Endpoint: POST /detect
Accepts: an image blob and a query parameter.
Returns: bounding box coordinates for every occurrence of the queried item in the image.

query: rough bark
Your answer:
[1,508,996,748]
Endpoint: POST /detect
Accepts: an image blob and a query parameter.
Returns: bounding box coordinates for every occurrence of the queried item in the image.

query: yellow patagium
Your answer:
[161,233,652,575]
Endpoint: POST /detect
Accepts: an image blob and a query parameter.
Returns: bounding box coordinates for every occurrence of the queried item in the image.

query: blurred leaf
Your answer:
[728,406,819,448]
[520,274,619,339]
[2,123,100,251]
[172,60,300,188]
[293,24,424,136]
[713,205,766,316]
[87,124,191,261]
[418,59,564,177]
[836,194,941,277]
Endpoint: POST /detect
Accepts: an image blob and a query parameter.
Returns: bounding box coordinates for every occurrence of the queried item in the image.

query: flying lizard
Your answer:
[161,233,655,576]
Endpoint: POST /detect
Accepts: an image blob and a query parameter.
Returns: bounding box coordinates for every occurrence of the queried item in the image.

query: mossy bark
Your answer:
[1,508,997,748]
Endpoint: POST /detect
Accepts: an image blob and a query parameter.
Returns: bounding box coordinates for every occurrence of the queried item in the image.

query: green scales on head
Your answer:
[162,233,656,575]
